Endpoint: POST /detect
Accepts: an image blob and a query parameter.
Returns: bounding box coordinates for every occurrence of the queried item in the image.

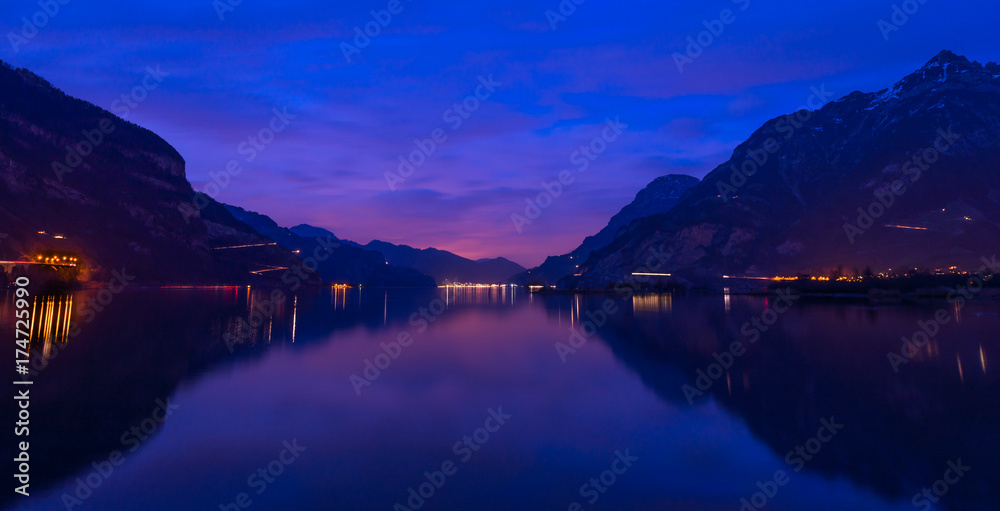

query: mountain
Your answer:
[291,223,525,283]
[0,60,303,286]
[289,223,338,239]
[513,174,699,284]
[225,207,436,287]
[361,239,525,284]
[290,224,363,248]
[565,50,1000,288]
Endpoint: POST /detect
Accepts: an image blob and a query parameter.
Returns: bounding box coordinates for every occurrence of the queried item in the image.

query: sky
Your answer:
[1,0,998,267]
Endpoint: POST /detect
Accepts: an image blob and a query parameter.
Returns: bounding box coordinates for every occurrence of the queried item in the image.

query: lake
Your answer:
[2,286,996,511]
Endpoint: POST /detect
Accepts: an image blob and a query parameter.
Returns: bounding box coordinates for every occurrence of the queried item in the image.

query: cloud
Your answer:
[3,0,997,266]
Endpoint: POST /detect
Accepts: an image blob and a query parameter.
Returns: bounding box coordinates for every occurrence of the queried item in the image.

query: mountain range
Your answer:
[3,50,997,290]
[286,224,526,283]
[223,205,435,287]
[0,60,304,286]
[0,59,497,288]
[358,240,524,284]
[538,50,1000,288]
[513,174,699,285]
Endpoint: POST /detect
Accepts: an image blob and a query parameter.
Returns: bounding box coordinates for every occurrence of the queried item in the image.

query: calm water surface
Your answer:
[1,287,997,511]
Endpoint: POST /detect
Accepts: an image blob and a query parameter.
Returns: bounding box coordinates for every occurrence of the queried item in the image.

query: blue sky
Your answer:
[2,0,997,266]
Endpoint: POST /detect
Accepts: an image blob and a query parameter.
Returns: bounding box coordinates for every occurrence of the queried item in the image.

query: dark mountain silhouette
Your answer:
[513,174,699,284]
[568,50,1000,288]
[290,224,525,283]
[225,206,435,287]
[363,240,525,284]
[0,60,302,286]
[289,223,339,239]
[531,293,1000,511]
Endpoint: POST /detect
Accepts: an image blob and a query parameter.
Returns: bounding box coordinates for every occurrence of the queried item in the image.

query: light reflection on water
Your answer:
[1,287,997,511]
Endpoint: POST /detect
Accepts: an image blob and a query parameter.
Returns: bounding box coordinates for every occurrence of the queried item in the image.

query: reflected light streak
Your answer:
[632,294,673,314]
[291,296,298,343]
[29,295,74,364]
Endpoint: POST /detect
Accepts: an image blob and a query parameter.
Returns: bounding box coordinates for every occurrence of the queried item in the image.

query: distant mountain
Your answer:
[0,60,302,286]
[569,50,1000,288]
[363,240,524,284]
[289,224,337,239]
[290,223,525,283]
[512,174,699,284]
[226,207,435,287]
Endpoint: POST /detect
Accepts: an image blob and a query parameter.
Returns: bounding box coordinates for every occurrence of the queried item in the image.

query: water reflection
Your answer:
[559,294,999,511]
[23,295,74,365]
[442,284,520,307]
[1,288,997,511]
[30,295,73,344]
[632,292,672,315]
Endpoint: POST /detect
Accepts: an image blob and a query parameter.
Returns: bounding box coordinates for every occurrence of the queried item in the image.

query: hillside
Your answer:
[0,61,301,286]
[568,50,1000,288]
[513,174,699,285]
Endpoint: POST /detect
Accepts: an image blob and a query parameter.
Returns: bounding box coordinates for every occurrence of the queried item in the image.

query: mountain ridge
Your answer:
[565,50,1000,288]
[512,173,699,285]
[224,205,436,287]
[0,59,303,286]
